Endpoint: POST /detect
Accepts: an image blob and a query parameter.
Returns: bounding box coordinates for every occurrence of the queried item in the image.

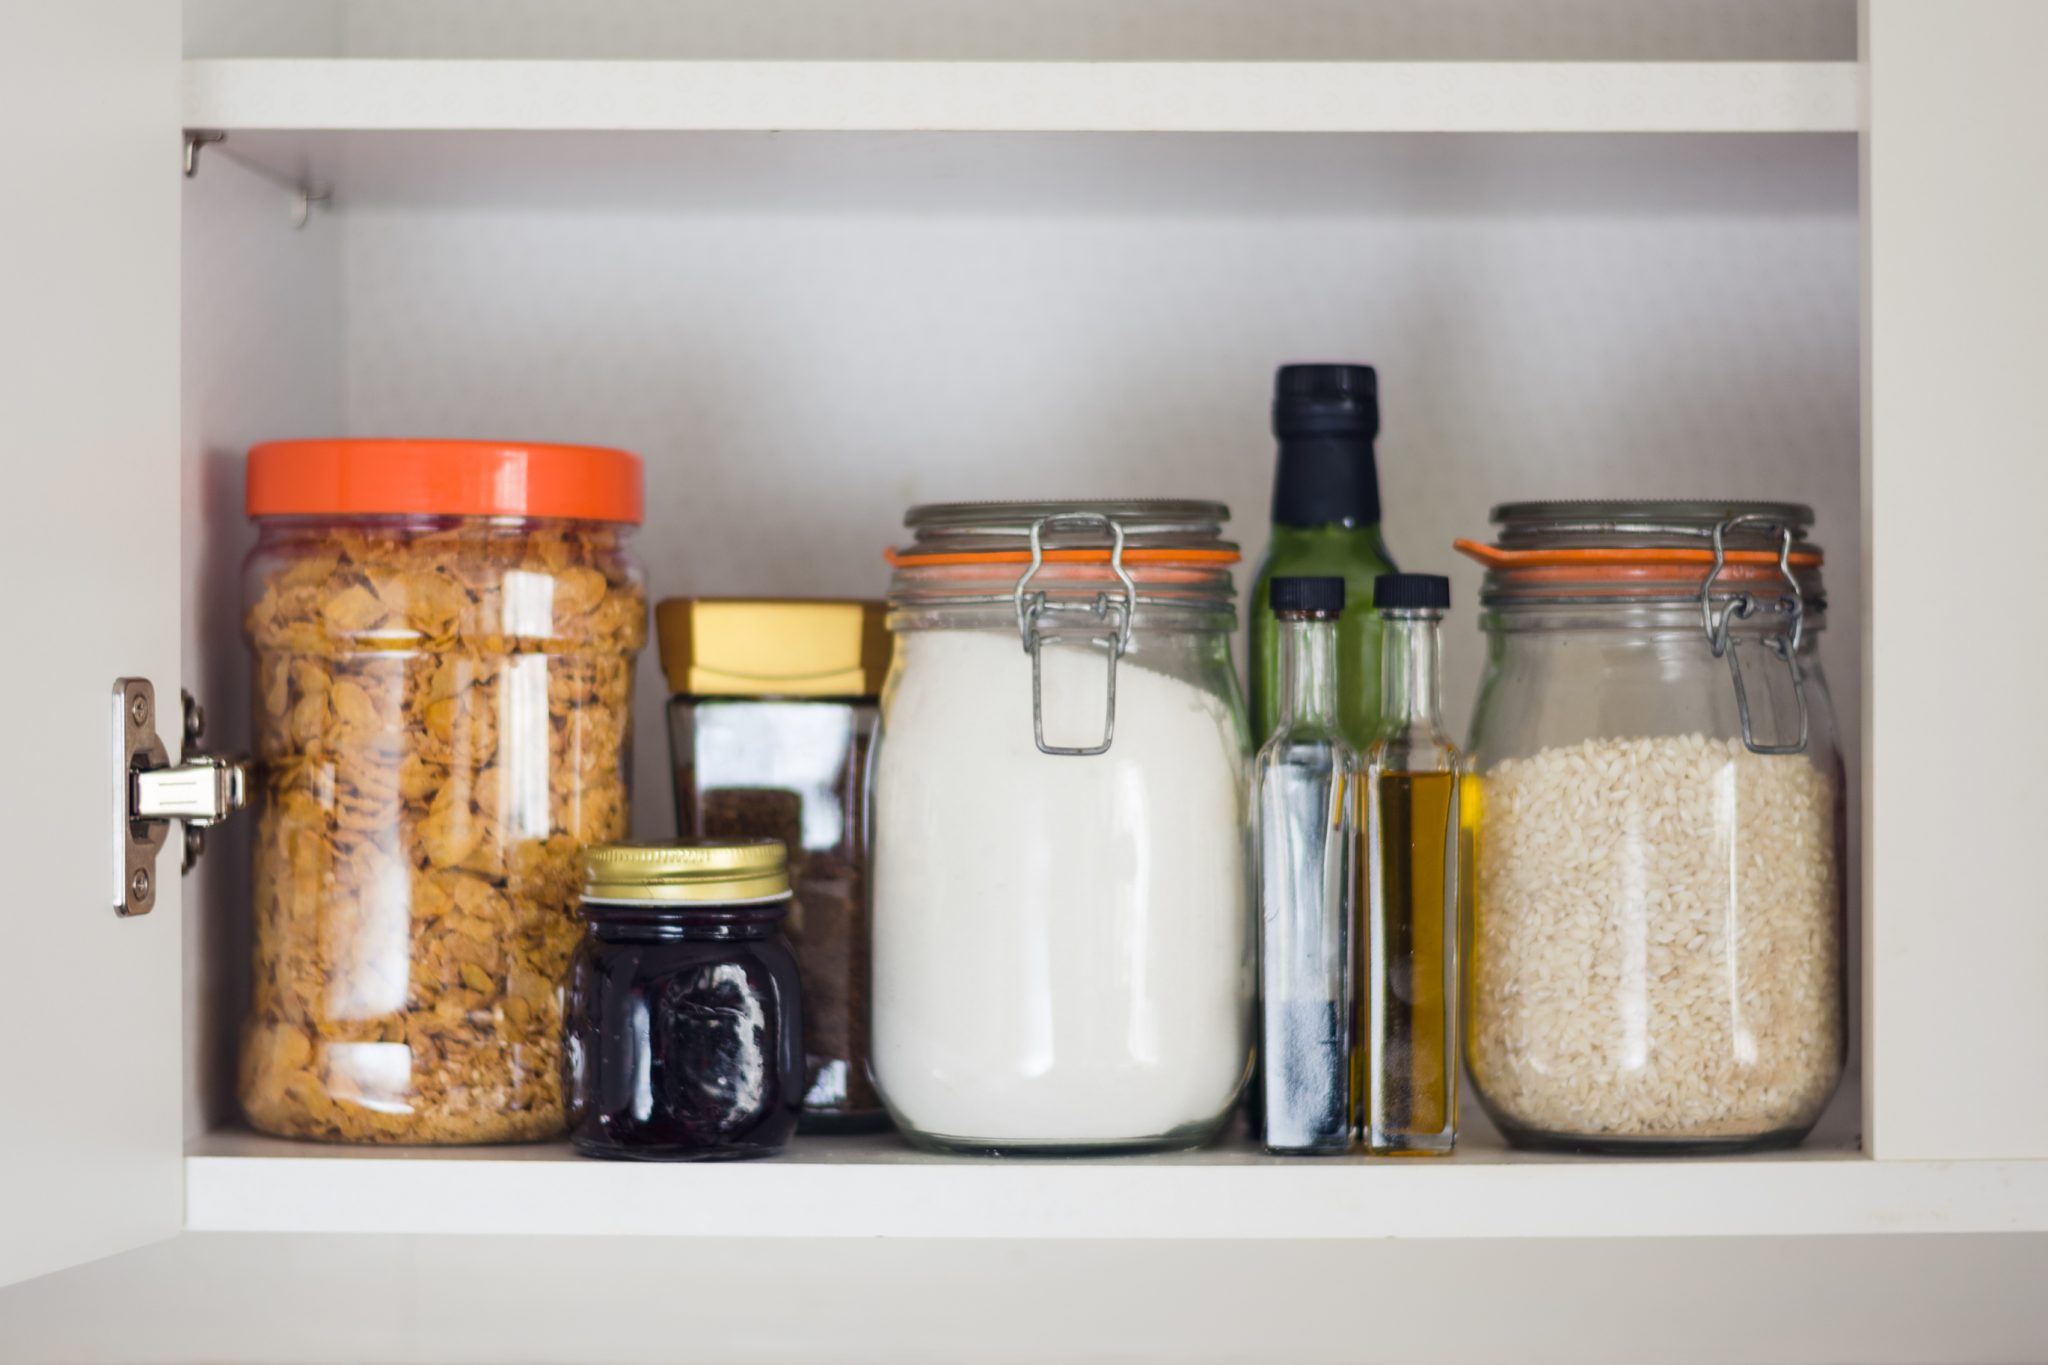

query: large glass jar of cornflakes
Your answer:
[238,439,646,1143]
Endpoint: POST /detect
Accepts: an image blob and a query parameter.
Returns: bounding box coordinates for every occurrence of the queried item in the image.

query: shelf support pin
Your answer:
[183,129,225,178]
[182,128,332,230]
[290,183,333,231]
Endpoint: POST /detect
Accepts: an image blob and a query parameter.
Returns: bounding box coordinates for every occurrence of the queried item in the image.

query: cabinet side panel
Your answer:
[0,3,184,1285]
[180,153,346,1138]
[1865,0,2048,1159]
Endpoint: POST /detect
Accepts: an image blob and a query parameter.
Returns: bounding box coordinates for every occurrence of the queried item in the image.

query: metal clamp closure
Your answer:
[1699,516,1809,756]
[1013,513,1135,757]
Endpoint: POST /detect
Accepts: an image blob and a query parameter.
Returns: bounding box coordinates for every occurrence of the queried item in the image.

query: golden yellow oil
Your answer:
[1365,769,1460,1152]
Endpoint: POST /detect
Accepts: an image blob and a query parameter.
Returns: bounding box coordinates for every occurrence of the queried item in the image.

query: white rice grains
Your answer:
[1469,734,1843,1142]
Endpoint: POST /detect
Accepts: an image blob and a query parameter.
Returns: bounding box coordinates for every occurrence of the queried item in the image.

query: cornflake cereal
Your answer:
[1469,734,1843,1143]
[238,521,645,1143]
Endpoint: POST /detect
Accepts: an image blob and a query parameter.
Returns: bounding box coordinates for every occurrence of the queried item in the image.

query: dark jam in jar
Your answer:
[566,843,804,1161]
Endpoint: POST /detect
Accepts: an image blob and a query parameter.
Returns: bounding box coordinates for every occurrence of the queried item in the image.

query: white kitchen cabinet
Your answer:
[0,0,184,1291]
[2,1,2046,1360]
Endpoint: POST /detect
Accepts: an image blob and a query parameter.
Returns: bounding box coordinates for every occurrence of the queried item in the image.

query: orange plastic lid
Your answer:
[246,439,644,524]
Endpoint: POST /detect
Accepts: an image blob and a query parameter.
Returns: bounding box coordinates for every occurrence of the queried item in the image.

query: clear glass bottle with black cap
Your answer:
[1250,364,1399,752]
[1253,576,1359,1154]
[1363,573,1461,1156]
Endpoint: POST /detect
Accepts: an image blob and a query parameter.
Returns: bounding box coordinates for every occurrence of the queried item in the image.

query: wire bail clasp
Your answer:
[1700,514,1810,756]
[1014,513,1136,757]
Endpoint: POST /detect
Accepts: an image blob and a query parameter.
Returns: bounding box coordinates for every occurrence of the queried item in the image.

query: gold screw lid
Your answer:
[655,597,890,698]
[580,840,790,904]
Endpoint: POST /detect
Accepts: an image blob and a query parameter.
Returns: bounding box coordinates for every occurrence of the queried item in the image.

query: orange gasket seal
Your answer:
[886,546,1242,568]
[1453,539,1822,571]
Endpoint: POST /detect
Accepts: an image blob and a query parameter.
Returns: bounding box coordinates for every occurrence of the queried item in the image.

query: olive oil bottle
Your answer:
[1363,574,1462,1155]
[1249,364,1397,752]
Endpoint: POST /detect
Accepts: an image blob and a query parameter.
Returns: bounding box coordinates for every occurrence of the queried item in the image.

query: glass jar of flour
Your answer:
[872,501,1255,1154]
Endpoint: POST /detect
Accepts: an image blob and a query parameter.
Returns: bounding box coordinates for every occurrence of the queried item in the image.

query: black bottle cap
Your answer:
[1373,574,1451,611]
[1273,363,1379,439]
[1270,576,1346,615]
[1269,364,1384,527]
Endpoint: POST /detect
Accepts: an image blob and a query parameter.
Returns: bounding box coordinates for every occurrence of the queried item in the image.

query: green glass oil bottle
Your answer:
[1250,364,1398,750]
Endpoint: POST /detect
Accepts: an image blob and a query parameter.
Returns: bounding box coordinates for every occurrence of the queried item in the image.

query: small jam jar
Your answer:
[565,841,805,1161]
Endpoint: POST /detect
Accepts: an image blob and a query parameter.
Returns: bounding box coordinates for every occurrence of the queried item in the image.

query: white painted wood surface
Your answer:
[183,58,1859,134]
[183,1130,2047,1240]
[0,1,184,1288]
[189,0,1857,62]
[1863,0,2048,1161]
[4,1227,2041,1365]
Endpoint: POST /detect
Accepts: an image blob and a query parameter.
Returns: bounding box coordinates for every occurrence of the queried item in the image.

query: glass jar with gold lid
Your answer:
[656,598,889,1131]
[564,840,805,1160]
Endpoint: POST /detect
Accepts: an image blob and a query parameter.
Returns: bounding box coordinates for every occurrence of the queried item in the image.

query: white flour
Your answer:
[872,628,1252,1146]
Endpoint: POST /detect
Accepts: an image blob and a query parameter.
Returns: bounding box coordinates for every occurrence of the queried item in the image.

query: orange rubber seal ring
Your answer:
[887,547,1242,568]
[1454,539,1822,571]
[1476,563,1812,589]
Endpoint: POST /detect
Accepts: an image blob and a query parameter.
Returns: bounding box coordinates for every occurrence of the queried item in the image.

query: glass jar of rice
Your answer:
[1458,501,1846,1154]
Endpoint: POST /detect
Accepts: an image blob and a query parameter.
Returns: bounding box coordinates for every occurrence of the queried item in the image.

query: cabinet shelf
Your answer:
[182,58,1858,135]
[182,1129,2048,1240]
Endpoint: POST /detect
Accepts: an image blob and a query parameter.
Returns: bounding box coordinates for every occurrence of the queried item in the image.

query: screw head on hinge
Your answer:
[129,867,152,905]
[129,692,149,728]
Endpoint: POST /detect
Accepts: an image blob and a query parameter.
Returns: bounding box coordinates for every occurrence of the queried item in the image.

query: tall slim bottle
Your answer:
[1250,364,1398,751]
[1253,577,1359,1154]
[1363,573,1461,1156]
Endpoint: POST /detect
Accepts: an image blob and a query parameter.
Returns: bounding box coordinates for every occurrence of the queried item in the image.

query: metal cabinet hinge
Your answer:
[113,679,248,916]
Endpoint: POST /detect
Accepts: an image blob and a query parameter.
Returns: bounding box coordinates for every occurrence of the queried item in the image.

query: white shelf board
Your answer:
[182,59,1858,134]
[184,1130,2048,1240]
